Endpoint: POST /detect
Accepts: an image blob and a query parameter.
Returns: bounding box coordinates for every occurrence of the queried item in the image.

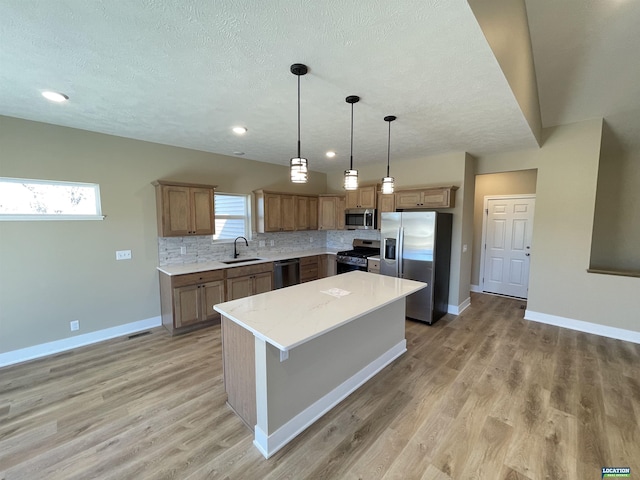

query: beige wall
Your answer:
[477,119,639,333]
[326,151,473,308]
[468,0,542,145]
[0,116,327,353]
[472,169,538,285]
[590,123,640,271]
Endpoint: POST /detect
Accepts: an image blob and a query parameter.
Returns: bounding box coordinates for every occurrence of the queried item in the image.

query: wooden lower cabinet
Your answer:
[226,263,273,300]
[160,269,225,335]
[318,254,337,278]
[300,255,319,283]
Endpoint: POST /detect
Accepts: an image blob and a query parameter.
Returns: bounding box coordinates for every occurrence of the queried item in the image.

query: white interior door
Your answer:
[482,196,535,298]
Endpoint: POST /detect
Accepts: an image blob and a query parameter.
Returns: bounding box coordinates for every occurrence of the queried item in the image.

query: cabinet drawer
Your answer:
[367,259,380,273]
[300,255,319,266]
[226,262,273,279]
[301,266,319,282]
[172,269,224,288]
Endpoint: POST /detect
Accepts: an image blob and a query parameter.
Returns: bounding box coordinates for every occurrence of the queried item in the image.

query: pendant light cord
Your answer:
[349,102,354,170]
[386,120,391,177]
[297,74,301,159]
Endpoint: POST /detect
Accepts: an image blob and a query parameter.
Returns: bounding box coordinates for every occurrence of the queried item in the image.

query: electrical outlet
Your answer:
[180,246,187,255]
[310,237,314,243]
[70,320,79,331]
[462,244,468,253]
[116,250,132,260]
[270,240,275,246]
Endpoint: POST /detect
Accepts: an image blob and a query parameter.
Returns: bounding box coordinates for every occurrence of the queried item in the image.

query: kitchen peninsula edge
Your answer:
[213,271,427,458]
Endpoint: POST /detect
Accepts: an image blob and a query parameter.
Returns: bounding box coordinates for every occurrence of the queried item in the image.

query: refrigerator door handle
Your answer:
[398,227,404,277]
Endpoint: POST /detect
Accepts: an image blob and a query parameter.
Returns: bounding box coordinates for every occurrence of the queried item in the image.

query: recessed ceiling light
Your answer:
[326,151,336,158]
[42,91,69,102]
[233,151,245,156]
[232,126,247,135]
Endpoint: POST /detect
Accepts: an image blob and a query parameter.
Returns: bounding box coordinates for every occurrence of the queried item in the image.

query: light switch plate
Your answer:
[116,250,132,260]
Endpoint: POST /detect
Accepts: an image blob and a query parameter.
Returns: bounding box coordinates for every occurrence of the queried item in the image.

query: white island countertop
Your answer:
[213,270,426,352]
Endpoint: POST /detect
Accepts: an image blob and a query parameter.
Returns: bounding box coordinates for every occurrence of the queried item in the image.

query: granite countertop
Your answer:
[213,270,427,351]
[157,248,341,276]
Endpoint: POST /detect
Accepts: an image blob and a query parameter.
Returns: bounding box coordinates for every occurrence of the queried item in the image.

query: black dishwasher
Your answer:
[273,258,300,289]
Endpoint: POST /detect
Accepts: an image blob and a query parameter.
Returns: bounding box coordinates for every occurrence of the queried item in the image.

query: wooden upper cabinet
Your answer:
[255,190,317,232]
[309,197,318,230]
[318,195,345,230]
[263,193,282,232]
[337,196,346,229]
[280,195,296,231]
[345,185,377,209]
[394,186,458,209]
[153,181,216,237]
[377,192,395,229]
[191,188,216,235]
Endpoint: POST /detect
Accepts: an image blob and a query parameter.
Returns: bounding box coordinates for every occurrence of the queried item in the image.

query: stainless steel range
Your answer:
[336,239,381,274]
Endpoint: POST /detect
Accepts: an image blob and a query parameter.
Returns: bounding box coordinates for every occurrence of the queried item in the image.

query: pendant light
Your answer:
[290,63,309,183]
[381,115,397,194]
[343,95,360,190]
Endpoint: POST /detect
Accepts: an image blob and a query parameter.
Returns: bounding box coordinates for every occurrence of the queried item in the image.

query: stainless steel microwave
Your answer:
[345,208,376,230]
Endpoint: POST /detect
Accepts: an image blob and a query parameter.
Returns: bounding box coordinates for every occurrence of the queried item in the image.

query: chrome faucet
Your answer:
[233,236,248,258]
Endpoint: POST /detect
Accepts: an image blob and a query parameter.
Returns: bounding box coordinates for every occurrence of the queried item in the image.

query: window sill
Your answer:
[0,215,106,221]
[587,268,640,278]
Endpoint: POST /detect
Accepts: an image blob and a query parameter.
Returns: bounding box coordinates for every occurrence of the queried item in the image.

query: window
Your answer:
[0,177,104,221]
[213,193,251,241]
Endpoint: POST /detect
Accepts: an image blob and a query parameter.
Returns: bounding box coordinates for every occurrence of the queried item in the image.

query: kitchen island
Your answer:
[213,270,426,458]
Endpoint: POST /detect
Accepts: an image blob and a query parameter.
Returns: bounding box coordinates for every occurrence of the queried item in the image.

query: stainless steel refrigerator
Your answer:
[380,212,453,324]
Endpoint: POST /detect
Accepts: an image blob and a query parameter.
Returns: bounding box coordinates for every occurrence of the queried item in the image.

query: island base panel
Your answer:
[222,316,256,430]
[255,299,406,457]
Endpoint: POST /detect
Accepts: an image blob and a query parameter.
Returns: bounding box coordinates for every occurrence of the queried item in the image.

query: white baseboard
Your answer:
[470,284,482,293]
[0,316,162,368]
[524,310,640,345]
[448,296,471,315]
[253,339,407,459]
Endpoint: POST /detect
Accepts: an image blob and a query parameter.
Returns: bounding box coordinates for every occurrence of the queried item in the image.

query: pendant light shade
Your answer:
[290,63,309,183]
[343,95,360,191]
[381,115,397,194]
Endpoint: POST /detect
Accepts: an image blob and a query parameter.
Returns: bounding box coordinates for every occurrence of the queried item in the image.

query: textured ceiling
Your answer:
[0,0,637,172]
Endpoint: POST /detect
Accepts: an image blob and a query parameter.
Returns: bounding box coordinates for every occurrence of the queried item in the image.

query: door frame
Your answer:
[479,194,536,297]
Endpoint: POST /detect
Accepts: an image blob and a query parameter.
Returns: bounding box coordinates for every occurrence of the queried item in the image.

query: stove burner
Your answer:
[336,239,381,268]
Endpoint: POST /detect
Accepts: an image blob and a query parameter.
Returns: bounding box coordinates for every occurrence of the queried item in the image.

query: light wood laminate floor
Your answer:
[1,293,639,479]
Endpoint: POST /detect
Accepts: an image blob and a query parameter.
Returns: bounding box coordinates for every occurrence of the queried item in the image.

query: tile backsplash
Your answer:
[158,230,327,266]
[326,229,381,250]
[158,229,382,266]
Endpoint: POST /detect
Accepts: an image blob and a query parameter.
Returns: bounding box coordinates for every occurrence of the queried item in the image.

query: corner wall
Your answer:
[477,119,639,334]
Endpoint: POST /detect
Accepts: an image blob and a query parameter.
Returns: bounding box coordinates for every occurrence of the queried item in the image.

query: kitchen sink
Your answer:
[221,258,264,265]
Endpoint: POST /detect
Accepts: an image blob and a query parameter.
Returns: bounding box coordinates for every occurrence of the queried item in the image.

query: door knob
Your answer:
[525,253,530,257]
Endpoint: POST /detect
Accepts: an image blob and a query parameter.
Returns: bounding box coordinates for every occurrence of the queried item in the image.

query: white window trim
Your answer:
[0,177,105,221]
[213,192,252,242]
